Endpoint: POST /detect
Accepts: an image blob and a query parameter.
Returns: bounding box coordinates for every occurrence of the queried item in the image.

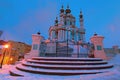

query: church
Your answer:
[25,5,106,60]
[49,5,85,42]
[9,5,115,77]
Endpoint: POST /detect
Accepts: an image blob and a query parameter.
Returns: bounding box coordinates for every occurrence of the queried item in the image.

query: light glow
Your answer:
[4,44,9,49]
[10,58,13,61]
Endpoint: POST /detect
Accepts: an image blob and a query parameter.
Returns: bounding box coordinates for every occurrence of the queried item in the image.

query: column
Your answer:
[62,30,64,41]
[63,30,65,41]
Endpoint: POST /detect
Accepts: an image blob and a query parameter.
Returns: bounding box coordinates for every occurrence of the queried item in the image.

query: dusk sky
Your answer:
[0,0,120,48]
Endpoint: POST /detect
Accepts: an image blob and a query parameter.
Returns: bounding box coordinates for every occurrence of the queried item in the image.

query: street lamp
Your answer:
[4,44,9,49]
[55,38,58,57]
[66,29,69,57]
[66,29,71,57]
[67,30,68,57]
[77,41,79,58]
[0,44,9,68]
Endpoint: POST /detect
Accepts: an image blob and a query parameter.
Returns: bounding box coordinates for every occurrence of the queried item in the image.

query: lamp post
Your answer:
[77,41,79,58]
[56,39,58,57]
[0,44,9,68]
[66,28,69,57]
[66,29,69,57]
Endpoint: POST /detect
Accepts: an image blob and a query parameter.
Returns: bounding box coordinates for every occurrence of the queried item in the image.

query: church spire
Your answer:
[79,10,84,28]
[79,10,85,42]
[67,4,69,8]
[80,11,83,18]
[60,5,64,13]
[55,17,58,26]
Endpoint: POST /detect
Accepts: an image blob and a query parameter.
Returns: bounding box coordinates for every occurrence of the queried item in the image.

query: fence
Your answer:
[39,41,93,58]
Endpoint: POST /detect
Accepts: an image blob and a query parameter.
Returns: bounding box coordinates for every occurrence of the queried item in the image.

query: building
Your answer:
[0,40,31,64]
[26,5,106,60]
[49,5,85,42]
[104,46,120,59]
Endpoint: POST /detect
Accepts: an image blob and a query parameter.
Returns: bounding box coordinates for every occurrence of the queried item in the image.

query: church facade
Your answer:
[25,5,106,60]
[49,5,85,42]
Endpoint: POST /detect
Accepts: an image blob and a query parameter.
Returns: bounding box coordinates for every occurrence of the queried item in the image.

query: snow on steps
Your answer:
[22,61,113,70]
[27,59,108,65]
[10,57,114,76]
[10,64,113,76]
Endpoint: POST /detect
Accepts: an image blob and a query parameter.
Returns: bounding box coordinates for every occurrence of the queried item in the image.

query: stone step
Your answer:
[10,64,113,76]
[22,62,113,70]
[32,57,103,61]
[10,57,114,76]
[27,59,108,65]
[9,66,37,77]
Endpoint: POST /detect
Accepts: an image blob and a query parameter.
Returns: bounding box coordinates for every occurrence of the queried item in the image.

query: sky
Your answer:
[0,0,120,48]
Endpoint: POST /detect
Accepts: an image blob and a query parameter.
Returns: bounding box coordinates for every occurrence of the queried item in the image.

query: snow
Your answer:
[32,57,101,60]
[0,54,120,80]
[32,57,102,61]
[109,54,120,65]
[27,59,107,63]
[22,61,113,68]
[15,64,113,74]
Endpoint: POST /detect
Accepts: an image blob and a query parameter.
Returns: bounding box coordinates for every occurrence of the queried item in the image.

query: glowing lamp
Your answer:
[4,44,9,49]
[10,58,13,61]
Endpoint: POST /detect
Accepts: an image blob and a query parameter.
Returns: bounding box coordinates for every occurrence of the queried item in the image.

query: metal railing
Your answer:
[39,41,94,58]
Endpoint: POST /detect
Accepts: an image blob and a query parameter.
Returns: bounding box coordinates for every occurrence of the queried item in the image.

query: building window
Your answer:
[33,44,38,50]
[64,21,66,25]
[97,45,102,50]
[70,21,71,25]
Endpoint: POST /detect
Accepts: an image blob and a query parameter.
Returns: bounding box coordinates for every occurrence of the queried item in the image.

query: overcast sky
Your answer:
[0,0,120,48]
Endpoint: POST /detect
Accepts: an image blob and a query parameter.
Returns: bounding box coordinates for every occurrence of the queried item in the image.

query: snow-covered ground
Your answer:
[0,54,120,80]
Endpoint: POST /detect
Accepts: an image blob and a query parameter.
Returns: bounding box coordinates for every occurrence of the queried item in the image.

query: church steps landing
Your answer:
[32,57,103,61]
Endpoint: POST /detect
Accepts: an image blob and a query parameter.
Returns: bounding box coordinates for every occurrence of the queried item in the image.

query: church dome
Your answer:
[37,32,40,35]
[65,5,71,14]
[66,9,71,13]
[60,9,64,13]
[54,17,58,26]
[60,5,64,13]
[55,19,58,23]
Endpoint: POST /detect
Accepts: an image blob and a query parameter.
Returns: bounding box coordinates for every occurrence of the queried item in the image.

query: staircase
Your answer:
[10,57,113,76]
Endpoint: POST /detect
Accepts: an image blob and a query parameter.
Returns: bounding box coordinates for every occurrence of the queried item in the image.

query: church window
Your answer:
[97,45,102,50]
[70,21,72,25]
[33,44,38,50]
[64,21,66,25]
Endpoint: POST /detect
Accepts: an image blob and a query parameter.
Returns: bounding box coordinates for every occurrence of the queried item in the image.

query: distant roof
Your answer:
[0,40,7,45]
